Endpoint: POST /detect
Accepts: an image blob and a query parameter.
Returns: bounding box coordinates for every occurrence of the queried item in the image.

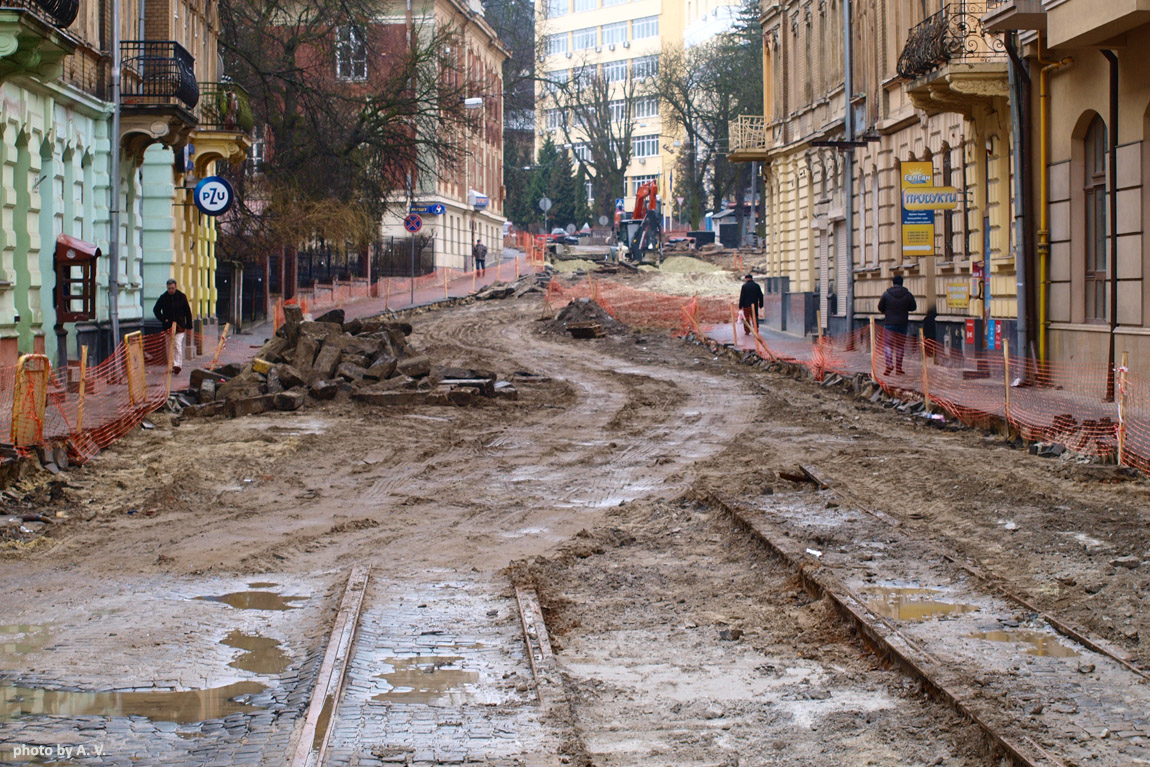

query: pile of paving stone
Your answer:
[180,306,518,419]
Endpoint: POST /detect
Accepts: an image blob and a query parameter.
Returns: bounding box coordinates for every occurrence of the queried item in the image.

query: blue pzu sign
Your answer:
[193,176,235,216]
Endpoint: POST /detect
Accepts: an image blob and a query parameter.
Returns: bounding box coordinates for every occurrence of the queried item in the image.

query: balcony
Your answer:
[3,0,78,28]
[0,0,79,81]
[119,41,199,157]
[190,81,254,174]
[728,115,770,162]
[897,2,1009,116]
[982,0,1047,33]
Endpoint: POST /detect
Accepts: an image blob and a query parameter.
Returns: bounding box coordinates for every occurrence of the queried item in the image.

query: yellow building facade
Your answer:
[732,0,1018,351]
[987,0,1150,378]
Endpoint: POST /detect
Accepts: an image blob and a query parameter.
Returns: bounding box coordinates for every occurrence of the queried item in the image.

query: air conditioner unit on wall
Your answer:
[565,51,573,58]
[595,46,602,52]
[622,40,630,48]
[638,157,646,165]
[608,43,615,50]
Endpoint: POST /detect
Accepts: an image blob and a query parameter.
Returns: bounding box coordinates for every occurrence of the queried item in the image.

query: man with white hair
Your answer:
[153,278,193,374]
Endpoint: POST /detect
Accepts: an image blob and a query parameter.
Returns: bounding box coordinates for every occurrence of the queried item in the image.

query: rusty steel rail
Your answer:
[796,463,1149,682]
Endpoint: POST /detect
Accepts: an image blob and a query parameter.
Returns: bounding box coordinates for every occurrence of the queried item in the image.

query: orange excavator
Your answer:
[615,180,662,262]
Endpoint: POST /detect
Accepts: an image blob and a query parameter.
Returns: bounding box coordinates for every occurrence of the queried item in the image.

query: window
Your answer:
[633,96,658,118]
[572,27,597,50]
[632,15,658,39]
[1084,115,1108,322]
[545,69,568,93]
[629,174,658,195]
[603,0,626,6]
[609,99,626,122]
[602,21,627,45]
[632,134,658,158]
[547,33,569,55]
[545,109,566,129]
[572,65,595,88]
[631,55,658,79]
[573,143,591,161]
[336,25,367,81]
[586,180,594,202]
[574,0,596,11]
[603,59,628,82]
[547,0,568,17]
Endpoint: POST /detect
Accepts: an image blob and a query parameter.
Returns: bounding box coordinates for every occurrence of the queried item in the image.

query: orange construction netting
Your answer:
[546,275,1150,471]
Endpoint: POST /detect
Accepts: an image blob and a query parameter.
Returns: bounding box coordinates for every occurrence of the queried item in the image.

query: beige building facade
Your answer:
[732,0,1018,352]
[987,0,1150,376]
[381,0,509,269]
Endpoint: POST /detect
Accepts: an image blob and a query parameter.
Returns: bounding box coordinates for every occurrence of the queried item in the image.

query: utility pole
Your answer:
[843,0,855,332]
[109,0,122,342]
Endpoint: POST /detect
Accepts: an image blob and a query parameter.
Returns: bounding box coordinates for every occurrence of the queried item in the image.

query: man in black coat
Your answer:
[153,279,193,374]
[877,275,917,375]
[738,274,764,335]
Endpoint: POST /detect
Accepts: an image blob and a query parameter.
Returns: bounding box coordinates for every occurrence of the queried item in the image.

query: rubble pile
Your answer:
[181,306,519,419]
[542,299,626,338]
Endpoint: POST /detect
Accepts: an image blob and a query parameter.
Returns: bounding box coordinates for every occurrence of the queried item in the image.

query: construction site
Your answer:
[1,244,1149,767]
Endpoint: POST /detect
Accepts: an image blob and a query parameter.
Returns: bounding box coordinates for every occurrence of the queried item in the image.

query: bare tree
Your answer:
[654,20,762,226]
[218,0,482,261]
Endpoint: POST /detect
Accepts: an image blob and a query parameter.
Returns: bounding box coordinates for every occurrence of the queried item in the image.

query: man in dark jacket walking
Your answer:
[877,275,917,375]
[153,279,193,374]
[738,274,764,335]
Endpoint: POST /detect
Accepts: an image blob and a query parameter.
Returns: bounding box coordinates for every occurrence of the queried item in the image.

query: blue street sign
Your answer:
[193,176,235,216]
[409,203,446,216]
[615,198,625,211]
[403,213,423,233]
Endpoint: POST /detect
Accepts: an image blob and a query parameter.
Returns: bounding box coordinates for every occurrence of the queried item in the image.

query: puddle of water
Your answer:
[197,591,305,611]
[0,625,51,656]
[967,630,1080,658]
[247,582,279,589]
[0,681,266,723]
[373,656,478,704]
[861,586,978,622]
[222,631,291,674]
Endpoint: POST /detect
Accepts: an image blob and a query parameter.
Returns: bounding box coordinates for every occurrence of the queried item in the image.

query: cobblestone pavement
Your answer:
[0,574,335,766]
[324,574,558,767]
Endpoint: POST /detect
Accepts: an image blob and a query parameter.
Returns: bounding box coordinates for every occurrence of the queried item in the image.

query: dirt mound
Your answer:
[541,299,627,337]
[658,255,723,274]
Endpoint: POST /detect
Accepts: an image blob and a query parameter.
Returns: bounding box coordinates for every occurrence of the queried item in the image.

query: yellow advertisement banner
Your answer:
[901,161,935,258]
[946,281,970,310]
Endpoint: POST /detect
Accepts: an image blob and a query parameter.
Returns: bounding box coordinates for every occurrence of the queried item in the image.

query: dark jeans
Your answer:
[476,257,486,275]
[883,324,908,373]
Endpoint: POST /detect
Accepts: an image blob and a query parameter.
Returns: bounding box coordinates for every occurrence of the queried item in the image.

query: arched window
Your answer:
[1084,115,1108,322]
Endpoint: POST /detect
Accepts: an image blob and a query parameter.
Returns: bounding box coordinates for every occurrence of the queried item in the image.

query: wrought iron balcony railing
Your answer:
[195,81,254,133]
[1,0,79,28]
[729,115,770,155]
[121,41,199,110]
[897,1,1006,81]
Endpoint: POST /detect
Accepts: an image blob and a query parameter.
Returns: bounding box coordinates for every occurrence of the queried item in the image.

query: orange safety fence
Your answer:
[0,325,230,465]
[545,275,1150,471]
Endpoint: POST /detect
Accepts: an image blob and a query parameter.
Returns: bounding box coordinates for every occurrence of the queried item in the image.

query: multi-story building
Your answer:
[378,0,509,270]
[0,0,248,367]
[986,0,1150,377]
[730,0,1017,354]
[534,0,744,215]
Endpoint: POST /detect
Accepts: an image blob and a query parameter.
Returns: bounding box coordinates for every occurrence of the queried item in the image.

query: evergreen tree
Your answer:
[548,147,584,231]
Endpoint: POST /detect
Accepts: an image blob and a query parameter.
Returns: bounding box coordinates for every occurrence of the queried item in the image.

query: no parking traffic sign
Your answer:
[403,213,423,233]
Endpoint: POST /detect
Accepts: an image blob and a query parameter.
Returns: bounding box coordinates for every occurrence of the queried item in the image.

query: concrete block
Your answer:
[336,362,367,381]
[310,344,343,381]
[294,336,319,378]
[276,364,306,389]
[281,304,304,344]
[314,308,345,325]
[226,394,275,418]
[364,357,398,380]
[265,366,284,394]
[310,379,340,400]
[256,336,289,362]
[190,368,229,390]
[274,390,307,411]
[298,321,343,343]
[493,382,519,401]
[397,355,431,378]
[199,378,216,402]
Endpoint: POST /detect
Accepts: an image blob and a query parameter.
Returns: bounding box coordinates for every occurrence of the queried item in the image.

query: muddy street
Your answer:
[1,292,1147,766]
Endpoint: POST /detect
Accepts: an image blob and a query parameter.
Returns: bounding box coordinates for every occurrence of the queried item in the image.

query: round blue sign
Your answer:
[403,214,423,233]
[193,176,235,216]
